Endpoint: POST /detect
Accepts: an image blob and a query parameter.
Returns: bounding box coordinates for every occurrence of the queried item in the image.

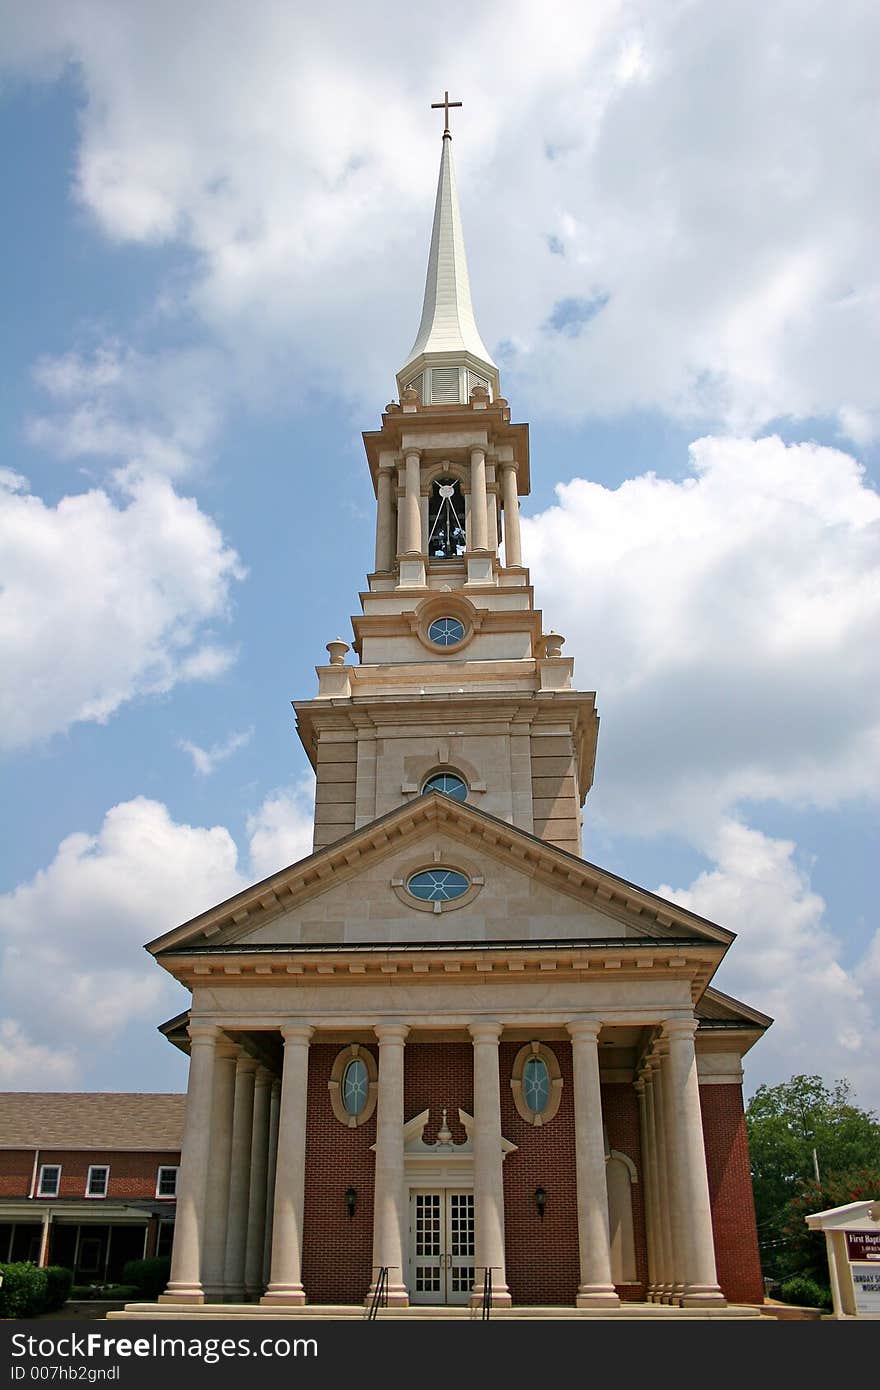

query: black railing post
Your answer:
[481,1266,492,1320]
[366,1265,389,1320]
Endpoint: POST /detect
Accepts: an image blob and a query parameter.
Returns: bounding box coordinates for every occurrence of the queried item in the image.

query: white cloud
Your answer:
[3,0,877,433]
[247,776,316,881]
[179,726,253,776]
[524,431,880,1106]
[28,344,225,477]
[0,782,317,1086]
[658,819,879,1109]
[523,434,880,839]
[0,468,245,749]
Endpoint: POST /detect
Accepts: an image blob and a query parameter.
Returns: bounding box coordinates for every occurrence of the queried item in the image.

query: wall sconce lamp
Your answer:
[345,1186,357,1219]
[534,1185,547,1220]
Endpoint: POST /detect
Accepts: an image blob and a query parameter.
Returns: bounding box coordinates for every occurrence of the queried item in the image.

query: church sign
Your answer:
[846,1231,880,1262]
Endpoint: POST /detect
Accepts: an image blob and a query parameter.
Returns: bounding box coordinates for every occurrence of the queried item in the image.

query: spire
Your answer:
[397,113,499,406]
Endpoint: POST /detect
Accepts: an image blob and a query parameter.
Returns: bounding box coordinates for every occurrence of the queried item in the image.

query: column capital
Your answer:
[499,458,517,473]
[662,1017,698,1041]
[255,1065,274,1088]
[469,1020,503,1043]
[634,1076,646,1096]
[374,1021,409,1044]
[235,1054,259,1075]
[403,446,421,462]
[187,1023,220,1046]
[280,1024,314,1045]
[215,1039,240,1061]
[566,1019,602,1042]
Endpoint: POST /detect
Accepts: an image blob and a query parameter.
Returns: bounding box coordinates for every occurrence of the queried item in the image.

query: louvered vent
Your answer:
[430,367,461,404]
[468,372,489,397]
[404,374,423,401]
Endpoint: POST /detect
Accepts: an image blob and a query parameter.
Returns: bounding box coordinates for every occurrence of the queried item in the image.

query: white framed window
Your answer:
[85,1165,109,1198]
[156,1166,178,1198]
[37,1164,61,1197]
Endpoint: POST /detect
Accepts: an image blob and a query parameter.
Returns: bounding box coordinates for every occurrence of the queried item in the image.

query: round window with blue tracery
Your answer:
[406,868,470,902]
[427,616,466,647]
[422,772,468,802]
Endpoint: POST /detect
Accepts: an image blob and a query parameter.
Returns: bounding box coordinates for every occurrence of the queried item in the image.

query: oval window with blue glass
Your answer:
[422,771,468,802]
[406,868,470,902]
[427,616,466,647]
[522,1057,551,1115]
[341,1058,369,1116]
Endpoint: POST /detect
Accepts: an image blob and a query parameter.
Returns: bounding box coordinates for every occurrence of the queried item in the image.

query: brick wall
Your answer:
[301,1044,378,1304]
[700,1084,765,1304]
[0,1150,34,1197]
[602,1081,649,1300]
[501,1040,579,1304]
[0,1148,179,1201]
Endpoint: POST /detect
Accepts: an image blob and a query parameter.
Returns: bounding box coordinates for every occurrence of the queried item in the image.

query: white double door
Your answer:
[409,1189,475,1304]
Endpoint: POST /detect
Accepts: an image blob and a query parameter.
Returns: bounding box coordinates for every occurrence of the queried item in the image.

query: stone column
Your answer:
[402,451,422,555]
[261,1026,313,1305]
[634,1076,657,1301]
[640,1068,663,1301]
[469,1022,511,1306]
[662,1019,725,1305]
[654,1044,679,1302]
[223,1054,257,1300]
[262,1078,281,1287]
[369,1022,409,1306]
[486,480,499,553]
[567,1020,619,1307]
[160,1023,219,1303]
[375,466,394,572]
[501,462,522,567]
[244,1066,272,1298]
[469,447,489,551]
[201,1038,238,1299]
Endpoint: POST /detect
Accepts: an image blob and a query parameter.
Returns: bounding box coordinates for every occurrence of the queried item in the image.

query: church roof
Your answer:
[146,790,736,956]
[397,132,497,391]
[0,1092,185,1150]
[695,987,772,1032]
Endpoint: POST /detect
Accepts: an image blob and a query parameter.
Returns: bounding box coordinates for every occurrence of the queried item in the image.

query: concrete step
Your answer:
[107,1301,764,1321]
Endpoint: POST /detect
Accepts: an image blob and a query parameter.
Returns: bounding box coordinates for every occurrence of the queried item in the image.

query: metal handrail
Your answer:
[481,1266,492,1321]
[366,1266,389,1321]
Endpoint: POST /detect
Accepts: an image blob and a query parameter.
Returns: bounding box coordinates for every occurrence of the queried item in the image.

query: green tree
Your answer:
[745,1074,880,1280]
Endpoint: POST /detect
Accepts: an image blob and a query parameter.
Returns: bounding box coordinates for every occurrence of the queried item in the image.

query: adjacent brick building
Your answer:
[0,1093,182,1283]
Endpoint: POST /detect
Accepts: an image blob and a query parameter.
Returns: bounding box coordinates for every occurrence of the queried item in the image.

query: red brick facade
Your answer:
[699,1083,765,1304]
[297,1040,763,1306]
[0,1149,179,1201]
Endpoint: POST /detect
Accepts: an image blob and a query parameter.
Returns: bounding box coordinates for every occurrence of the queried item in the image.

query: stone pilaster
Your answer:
[662,1019,725,1306]
[469,1021,511,1306]
[261,1026,313,1306]
[160,1023,218,1304]
[368,1022,409,1306]
[501,461,522,567]
[201,1038,238,1299]
[244,1066,273,1298]
[223,1054,257,1300]
[262,1078,281,1288]
[567,1020,619,1307]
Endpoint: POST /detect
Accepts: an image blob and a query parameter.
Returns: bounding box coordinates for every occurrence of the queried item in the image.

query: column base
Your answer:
[680,1286,727,1307]
[364,1283,409,1308]
[159,1284,205,1305]
[224,1283,246,1302]
[576,1286,620,1308]
[469,1289,512,1309]
[260,1284,306,1306]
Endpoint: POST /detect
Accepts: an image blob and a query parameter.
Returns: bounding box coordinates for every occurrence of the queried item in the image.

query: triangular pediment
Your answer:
[148,794,733,959]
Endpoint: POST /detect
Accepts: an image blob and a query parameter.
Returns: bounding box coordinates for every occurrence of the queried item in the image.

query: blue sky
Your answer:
[0,1,878,1109]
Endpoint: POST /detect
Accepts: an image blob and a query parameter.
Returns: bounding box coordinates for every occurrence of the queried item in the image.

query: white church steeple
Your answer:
[397,95,499,405]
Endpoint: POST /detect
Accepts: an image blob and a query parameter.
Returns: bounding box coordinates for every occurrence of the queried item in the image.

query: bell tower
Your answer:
[294,106,599,859]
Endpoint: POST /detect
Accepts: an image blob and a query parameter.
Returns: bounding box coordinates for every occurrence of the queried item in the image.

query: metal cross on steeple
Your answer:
[431,90,462,138]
